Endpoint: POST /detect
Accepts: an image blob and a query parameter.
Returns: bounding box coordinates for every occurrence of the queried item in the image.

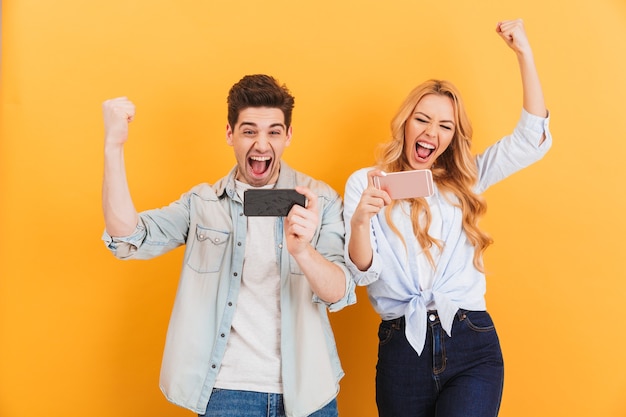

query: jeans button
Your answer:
[429,313,436,322]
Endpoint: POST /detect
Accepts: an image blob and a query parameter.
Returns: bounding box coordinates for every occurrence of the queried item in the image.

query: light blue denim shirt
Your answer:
[343,109,552,355]
[103,162,356,417]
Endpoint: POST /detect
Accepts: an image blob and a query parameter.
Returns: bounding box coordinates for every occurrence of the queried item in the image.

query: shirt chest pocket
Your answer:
[187,225,230,273]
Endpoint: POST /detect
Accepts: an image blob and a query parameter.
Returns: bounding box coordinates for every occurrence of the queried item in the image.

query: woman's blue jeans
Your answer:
[199,389,338,417]
[376,310,504,417]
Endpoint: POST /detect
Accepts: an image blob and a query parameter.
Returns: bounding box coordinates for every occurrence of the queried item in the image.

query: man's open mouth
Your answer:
[249,155,272,176]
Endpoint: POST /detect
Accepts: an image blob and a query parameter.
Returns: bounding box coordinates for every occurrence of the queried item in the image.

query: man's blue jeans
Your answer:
[376,310,504,417]
[199,389,338,417]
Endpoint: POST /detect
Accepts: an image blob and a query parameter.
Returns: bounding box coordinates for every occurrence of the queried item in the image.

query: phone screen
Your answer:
[243,189,306,216]
[373,169,434,199]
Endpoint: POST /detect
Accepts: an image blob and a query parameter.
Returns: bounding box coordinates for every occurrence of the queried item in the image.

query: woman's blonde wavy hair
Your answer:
[376,79,493,271]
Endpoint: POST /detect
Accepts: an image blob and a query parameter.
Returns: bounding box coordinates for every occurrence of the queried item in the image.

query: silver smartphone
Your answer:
[373,169,434,199]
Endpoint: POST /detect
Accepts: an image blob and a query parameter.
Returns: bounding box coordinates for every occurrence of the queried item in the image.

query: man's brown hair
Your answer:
[227,74,295,128]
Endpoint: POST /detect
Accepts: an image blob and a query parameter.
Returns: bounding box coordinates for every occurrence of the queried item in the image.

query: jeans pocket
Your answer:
[460,311,495,333]
[377,320,396,346]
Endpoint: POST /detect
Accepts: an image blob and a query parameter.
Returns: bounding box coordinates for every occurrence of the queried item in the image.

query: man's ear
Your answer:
[285,125,293,147]
[226,124,233,146]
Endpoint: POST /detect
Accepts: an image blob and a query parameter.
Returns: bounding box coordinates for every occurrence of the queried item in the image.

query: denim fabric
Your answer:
[102,162,355,415]
[376,311,504,417]
[199,389,338,417]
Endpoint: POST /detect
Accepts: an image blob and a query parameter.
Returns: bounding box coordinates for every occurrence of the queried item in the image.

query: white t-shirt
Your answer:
[215,181,283,393]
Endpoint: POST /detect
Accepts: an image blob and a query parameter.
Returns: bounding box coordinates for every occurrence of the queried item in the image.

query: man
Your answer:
[101,74,355,417]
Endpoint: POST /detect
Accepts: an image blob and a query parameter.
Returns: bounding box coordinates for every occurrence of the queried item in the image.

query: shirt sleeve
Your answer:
[343,168,384,286]
[101,192,192,260]
[475,108,552,193]
[310,188,357,312]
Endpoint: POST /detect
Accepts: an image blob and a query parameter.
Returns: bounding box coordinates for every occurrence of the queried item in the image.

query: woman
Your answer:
[343,19,551,417]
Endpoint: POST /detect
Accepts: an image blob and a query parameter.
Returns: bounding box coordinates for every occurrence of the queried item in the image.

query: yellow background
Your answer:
[2,0,625,416]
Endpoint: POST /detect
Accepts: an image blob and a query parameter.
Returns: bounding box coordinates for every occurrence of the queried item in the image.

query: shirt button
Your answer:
[228,302,232,306]
[233,272,238,277]
[237,242,242,246]
[278,244,283,249]
[220,333,225,338]
[199,234,204,239]
[214,238,220,243]
[429,314,437,322]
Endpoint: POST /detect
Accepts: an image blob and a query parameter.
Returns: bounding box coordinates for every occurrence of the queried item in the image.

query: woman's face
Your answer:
[403,93,456,170]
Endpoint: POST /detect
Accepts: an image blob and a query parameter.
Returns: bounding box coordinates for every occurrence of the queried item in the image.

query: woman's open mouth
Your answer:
[416,141,435,161]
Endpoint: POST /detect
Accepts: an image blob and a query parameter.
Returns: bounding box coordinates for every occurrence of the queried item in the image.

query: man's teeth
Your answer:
[417,141,435,150]
[250,156,271,161]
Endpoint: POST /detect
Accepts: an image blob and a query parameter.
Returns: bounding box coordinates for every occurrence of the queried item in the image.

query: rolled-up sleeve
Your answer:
[101,192,192,260]
[342,168,383,287]
[102,224,148,259]
[310,191,357,312]
[475,109,552,193]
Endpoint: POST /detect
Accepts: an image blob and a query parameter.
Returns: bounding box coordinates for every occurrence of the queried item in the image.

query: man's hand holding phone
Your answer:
[243,187,316,256]
[283,186,318,257]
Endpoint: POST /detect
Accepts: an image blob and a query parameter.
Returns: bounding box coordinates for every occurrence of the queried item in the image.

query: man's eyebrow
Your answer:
[238,121,257,128]
[238,122,286,129]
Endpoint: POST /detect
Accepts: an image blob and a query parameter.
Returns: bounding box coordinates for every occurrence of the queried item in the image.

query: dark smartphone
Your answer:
[373,169,434,199]
[243,189,307,217]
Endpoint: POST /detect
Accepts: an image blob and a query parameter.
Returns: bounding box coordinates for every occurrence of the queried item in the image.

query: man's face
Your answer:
[226,107,292,187]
